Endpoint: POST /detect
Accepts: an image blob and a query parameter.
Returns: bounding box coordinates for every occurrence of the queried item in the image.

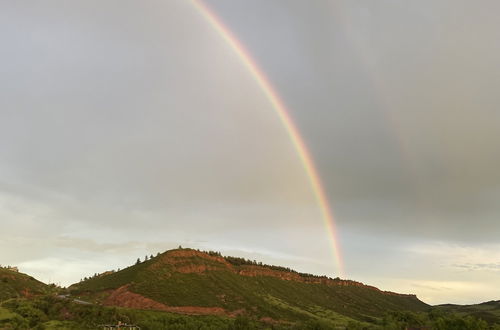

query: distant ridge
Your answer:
[436,300,500,324]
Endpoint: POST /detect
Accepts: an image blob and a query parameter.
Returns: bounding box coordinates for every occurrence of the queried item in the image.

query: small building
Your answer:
[6,266,19,272]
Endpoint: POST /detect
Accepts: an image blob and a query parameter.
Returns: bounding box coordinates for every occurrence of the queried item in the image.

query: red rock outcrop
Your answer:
[104,285,234,316]
[157,249,233,268]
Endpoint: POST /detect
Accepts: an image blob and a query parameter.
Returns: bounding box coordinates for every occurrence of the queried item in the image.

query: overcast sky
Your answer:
[1,0,499,305]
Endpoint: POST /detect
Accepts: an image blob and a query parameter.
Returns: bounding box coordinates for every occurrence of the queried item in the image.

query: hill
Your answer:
[68,248,428,327]
[0,267,51,302]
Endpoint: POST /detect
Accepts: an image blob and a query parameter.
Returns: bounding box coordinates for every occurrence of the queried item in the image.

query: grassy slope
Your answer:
[1,296,495,330]
[0,268,51,301]
[69,249,428,325]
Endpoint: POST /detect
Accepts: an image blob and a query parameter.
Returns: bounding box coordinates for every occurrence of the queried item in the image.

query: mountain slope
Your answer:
[0,267,51,301]
[69,248,428,325]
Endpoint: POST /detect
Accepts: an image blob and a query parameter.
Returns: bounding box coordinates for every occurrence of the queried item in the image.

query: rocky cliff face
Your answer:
[157,249,233,267]
[151,249,417,298]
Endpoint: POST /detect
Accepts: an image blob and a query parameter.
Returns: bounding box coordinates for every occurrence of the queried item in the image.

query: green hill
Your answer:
[0,267,51,302]
[68,248,428,327]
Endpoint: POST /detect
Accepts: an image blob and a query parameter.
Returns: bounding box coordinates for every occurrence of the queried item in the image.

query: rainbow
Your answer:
[190,0,345,277]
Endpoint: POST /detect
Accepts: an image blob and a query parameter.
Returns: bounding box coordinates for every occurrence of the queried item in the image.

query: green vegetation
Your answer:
[434,301,500,326]
[0,296,233,329]
[0,296,343,329]
[0,248,499,329]
[0,306,28,329]
[0,298,498,329]
[373,309,496,329]
[0,267,54,301]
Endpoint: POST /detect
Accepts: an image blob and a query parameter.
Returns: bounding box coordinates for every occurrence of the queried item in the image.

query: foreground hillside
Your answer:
[0,267,52,301]
[69,248,428,326]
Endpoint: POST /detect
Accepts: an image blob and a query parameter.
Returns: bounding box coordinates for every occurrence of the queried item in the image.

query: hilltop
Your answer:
[68,248,428,326]
[0,266,52,301]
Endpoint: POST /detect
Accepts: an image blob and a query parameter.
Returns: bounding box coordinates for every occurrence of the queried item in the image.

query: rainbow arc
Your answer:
[191,0,344,277]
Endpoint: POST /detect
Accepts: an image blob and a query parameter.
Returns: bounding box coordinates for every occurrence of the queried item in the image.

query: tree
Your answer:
[136,258,141,265]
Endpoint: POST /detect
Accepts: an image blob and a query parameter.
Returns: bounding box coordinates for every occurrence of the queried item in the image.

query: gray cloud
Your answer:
[207,0,500,242]
[1,0,499,303]
[453,263,500,272]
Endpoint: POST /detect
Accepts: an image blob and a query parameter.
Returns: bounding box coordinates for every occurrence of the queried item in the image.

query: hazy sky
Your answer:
[1,0,499,305]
